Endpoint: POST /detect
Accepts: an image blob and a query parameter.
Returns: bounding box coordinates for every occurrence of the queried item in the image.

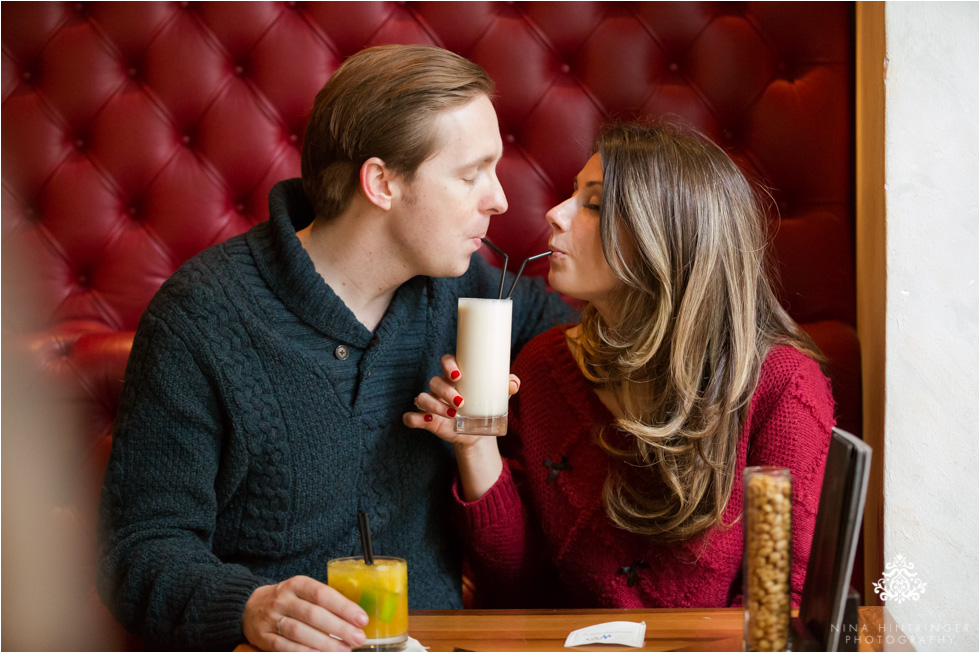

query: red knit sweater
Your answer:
[453,326,835,609]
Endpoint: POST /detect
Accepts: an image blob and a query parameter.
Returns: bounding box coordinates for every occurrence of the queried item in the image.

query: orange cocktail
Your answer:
[327,556,408,651]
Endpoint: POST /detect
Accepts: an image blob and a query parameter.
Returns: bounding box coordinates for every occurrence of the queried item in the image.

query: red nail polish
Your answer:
[424,414,433,422]
[453,396,463,407]
[447,408,457,418]
[450,370,460,381]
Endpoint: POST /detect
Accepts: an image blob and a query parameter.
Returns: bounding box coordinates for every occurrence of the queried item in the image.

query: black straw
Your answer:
[357,510,374,566]
[505,251,553,299]
[480,238,509,299]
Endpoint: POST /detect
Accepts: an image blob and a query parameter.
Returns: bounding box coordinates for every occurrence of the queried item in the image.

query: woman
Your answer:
[404,122,835,609]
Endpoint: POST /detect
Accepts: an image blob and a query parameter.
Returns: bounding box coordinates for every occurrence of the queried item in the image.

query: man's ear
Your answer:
[360,157,396,211]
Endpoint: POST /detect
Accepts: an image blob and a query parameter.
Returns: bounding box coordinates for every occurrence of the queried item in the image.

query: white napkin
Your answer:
[563,620,647,648]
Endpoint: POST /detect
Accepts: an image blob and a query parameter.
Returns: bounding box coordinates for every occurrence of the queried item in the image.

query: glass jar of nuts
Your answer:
[743,466,792,652]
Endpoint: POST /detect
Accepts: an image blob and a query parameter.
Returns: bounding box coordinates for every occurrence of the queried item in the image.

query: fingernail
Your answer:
[450,370,460,381]
[356,613,369,627]
[453,395,463,407]
[447,408,457,418]
[424,414,433,422]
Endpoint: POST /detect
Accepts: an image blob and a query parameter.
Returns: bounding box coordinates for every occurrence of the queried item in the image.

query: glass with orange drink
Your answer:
[327,556,408,651]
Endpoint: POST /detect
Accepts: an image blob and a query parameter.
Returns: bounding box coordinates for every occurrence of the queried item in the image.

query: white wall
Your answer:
[883,2,979,651]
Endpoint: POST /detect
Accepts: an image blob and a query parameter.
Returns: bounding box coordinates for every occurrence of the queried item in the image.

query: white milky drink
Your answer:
[453,297,512,436]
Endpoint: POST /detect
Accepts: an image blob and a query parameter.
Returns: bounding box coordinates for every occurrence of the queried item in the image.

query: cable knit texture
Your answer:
[97,179,576,651]
[455,326,835,610]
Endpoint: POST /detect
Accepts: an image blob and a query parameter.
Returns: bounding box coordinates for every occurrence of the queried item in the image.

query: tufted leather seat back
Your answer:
[2,2,858,645]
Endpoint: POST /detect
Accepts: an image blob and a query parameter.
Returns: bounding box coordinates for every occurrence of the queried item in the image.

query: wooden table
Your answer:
[236,606,911,652]
[406,607,911,652]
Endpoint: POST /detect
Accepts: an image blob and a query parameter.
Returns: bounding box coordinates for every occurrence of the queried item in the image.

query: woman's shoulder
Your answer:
[513,323,577,368]
[759,344,827,385]
[752,344,835,422]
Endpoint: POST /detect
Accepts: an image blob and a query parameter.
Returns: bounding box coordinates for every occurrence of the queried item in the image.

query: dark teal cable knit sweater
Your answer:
[97,179,575,650]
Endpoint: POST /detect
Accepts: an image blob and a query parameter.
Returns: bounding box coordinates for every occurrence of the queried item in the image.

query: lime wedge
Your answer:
[359,590,400,623]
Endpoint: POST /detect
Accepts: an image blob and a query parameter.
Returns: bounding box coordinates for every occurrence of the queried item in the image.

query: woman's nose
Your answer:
[545,197,574,230]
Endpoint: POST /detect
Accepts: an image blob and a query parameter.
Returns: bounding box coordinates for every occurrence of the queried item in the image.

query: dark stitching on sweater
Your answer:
[617,560,651,587]
[544,455,573,482]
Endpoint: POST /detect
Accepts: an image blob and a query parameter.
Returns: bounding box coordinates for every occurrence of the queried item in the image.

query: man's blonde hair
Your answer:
[301,44,494,220]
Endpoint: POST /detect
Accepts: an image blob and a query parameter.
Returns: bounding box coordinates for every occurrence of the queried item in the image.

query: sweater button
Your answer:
[334,345,349,360]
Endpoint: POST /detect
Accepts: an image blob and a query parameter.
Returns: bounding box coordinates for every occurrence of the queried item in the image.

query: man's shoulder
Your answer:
[146,232,255,320]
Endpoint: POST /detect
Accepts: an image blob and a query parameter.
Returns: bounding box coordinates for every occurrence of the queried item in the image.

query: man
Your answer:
[98,45,575,651]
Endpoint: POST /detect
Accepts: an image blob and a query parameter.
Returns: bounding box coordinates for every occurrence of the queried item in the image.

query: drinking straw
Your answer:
[357,510,374,566]
[480,238,509,299]
[505,251,554,299]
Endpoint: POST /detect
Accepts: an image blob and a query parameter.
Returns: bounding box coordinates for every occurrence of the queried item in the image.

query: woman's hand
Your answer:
[242,576,368,652]
[402,355,520,450]
[402,354,519,501]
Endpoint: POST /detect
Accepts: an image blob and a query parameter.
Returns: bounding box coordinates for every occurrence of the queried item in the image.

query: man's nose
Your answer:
[485,171,508,216]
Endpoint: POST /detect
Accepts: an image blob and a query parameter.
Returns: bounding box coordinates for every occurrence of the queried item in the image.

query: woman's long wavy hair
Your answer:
[577,122,821,542]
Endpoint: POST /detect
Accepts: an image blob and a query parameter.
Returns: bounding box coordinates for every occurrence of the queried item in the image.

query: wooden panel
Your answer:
[854,1,887,604]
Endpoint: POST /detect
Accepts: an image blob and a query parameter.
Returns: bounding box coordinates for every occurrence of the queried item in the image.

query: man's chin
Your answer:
[428,258,472,279]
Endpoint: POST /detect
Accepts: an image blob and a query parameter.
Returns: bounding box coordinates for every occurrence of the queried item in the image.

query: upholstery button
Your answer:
[334,345,349,360]
[561,63,571,74]
[288,134,299,144]
[75,138,86,150]
[127,67,138,79]
[21,70,32,83]
[668,62,679,72]
[234,65,244,76]
[235,202,245,213]
[182,134,192,145]
[505,134,516,144]
[128,205,138,218]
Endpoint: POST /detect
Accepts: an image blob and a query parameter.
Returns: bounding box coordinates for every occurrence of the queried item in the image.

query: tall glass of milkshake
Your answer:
[453,297,512,436]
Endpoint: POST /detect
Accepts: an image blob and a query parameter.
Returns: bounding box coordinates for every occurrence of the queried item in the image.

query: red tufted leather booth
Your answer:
[2,2,857,648]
